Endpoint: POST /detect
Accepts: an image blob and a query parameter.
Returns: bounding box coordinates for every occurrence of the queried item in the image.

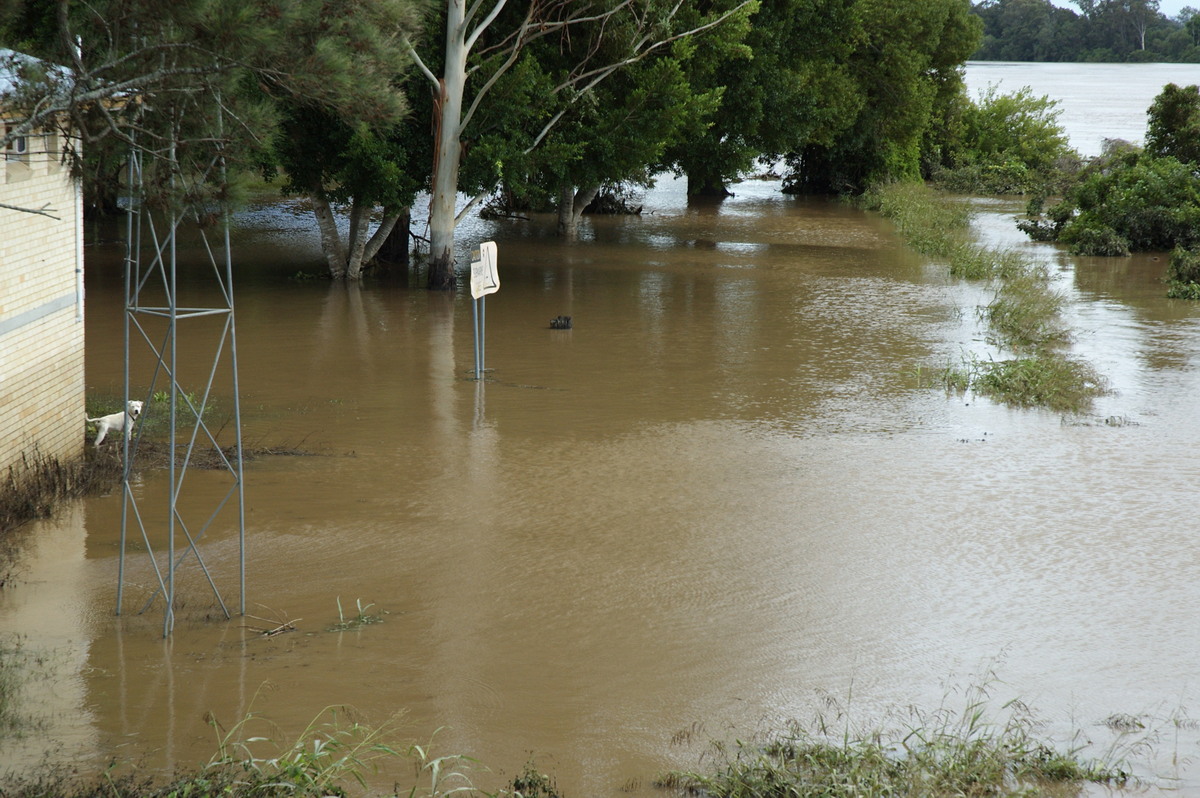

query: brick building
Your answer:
[0,48,85,475]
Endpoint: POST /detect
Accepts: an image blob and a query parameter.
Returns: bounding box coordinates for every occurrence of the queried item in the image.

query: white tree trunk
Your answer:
[345,202,369,280]
[312,196,348,279]
[313,197,406,280]
[557,184,600,241]
[427,0,469,290]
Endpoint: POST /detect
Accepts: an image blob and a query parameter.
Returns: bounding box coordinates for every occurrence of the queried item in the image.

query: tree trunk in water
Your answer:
[345,202,369,280]
[686,173,733,198]
[427,0,469,291]
[557,185,600,240]
[313,197,405,280]
[557,185,576,240]
[313,196,348,279]
[376,208,411,265]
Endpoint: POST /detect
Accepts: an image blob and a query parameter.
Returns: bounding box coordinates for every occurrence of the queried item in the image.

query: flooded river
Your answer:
[4,64,1200,795]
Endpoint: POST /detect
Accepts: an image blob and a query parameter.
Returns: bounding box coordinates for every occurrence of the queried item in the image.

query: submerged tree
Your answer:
[271,106,424,279]
[503,2,744,237]
[784,0,982,194]
[404,0,754,290]
[664,0,860,197]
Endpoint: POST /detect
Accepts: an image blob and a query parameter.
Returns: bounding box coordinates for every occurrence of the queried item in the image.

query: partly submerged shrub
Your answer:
[932,87,1078,196]
[1166,246,1200,299]
[1061,225,1131,257]
[1021,151,1200,255]
[975,354,1107,414]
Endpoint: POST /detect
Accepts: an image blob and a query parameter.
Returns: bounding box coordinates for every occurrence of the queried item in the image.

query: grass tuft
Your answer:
[658,686,1130,798]
[975,355,1107,414]
[329,598,385,632]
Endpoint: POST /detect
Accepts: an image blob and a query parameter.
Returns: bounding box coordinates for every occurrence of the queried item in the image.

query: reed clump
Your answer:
[864,182,1107,413]
[0,449,123,536]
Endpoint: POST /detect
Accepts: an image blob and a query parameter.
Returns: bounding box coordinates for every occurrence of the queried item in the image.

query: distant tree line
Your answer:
[972,0,1200,62]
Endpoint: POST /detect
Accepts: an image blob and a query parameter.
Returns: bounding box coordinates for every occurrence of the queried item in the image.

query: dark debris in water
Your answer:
[95,441,323,471]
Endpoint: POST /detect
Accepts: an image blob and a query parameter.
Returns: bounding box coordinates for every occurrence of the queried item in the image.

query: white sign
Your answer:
[470,241,499,299]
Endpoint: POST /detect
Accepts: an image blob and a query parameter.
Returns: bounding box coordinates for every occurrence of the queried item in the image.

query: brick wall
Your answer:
[0,130,85,475]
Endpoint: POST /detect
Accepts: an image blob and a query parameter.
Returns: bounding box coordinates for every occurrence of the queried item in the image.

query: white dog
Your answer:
[87,400,144,446]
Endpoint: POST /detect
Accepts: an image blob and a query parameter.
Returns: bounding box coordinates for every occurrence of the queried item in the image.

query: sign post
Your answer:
[469,241,499,380]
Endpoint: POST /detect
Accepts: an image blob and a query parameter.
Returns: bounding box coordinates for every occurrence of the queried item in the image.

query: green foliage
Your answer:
[328,598,385,632]
[868,181,1106,413]
[196,707,484,798]
[984,271,1069,351]
[1146,83,1200,164]
[1057,154,1200,253]
[665,0,858,194]
[1061,225,1132,256]
[784,0,982,194]
[1020,117,1200,255]
[489,0,745,207]
[660,681,1128,798]
[975,354,1108,413]
[3,0,422,219]
[508,762,563,798]
[273,108,420,212]
[1166,246,1200,298]
[933,85,1077,194]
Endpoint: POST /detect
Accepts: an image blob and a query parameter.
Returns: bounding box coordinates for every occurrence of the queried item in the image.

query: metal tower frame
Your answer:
[115,144,246,637]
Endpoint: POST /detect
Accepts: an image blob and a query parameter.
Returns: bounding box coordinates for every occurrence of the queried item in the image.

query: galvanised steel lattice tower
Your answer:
[115,143,246,637]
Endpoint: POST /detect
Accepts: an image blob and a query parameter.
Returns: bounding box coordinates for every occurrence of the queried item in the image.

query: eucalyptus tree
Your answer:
[404,0,754,290]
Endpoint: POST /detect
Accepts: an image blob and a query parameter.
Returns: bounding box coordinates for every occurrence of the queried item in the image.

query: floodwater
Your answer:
[3,64,1200,796]
[965,61,1200,157]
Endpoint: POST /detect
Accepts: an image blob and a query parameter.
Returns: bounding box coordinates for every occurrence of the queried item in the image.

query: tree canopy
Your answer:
[2,0,1001,285]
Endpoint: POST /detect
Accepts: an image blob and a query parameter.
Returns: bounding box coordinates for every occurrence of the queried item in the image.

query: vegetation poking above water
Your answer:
[864,182,1107,414]
[659,688,1131,798]
[0,635,53,739]
[328,598,385,632]
[0,449,123,538]
[1016,83,1200,285]
[0,691,1141,798]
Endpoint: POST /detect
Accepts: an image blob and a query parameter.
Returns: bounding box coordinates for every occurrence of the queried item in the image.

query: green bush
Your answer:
[1061,225,1131,257]
[963,87,1072,174]
[1166,246,1200,299]
[1025,152,1200,254]
[934,86,1077,195]
[1146,83,1200,165]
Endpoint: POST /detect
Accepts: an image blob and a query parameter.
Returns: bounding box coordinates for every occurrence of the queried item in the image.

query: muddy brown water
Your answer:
[3,174,1200,796]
